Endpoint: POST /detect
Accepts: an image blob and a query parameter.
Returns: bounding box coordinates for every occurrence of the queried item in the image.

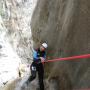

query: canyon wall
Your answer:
[31,0,90,89]
[0,0,37,88]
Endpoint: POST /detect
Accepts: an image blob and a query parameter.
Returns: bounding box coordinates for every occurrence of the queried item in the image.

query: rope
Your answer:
[44,54,90,63]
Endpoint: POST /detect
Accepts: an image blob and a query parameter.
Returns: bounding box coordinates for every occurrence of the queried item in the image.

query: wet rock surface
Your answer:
[31,0,90,89]
[0,0,37,88]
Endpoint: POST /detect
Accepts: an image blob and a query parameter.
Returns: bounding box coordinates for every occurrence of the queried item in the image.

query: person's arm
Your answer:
[33,50,39,60]
[40,53,46,62]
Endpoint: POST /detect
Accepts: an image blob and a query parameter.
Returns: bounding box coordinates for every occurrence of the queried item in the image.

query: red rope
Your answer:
[44,54,90,63]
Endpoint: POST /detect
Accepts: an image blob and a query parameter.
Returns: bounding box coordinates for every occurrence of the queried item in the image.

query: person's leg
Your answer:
[37,63,44,90]
[26,62,36,84]
[27,71,36,82]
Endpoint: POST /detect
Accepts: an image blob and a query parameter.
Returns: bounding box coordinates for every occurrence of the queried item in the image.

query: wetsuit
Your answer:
[27,48,46,90]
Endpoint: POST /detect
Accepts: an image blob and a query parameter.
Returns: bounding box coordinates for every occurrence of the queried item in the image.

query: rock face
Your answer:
[0,0,37,88]
[31,0,90,89]
[0,16,21,88]
[0,0,37,63]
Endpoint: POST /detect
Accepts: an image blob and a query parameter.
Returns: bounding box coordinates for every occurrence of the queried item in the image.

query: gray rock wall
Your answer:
[0,16,21,88]
[0,0,37,63]
[0,0,37,88]
[31,0,90,89]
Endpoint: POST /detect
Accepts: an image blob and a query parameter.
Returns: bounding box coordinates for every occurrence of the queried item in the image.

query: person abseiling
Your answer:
[26,43,48,90]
